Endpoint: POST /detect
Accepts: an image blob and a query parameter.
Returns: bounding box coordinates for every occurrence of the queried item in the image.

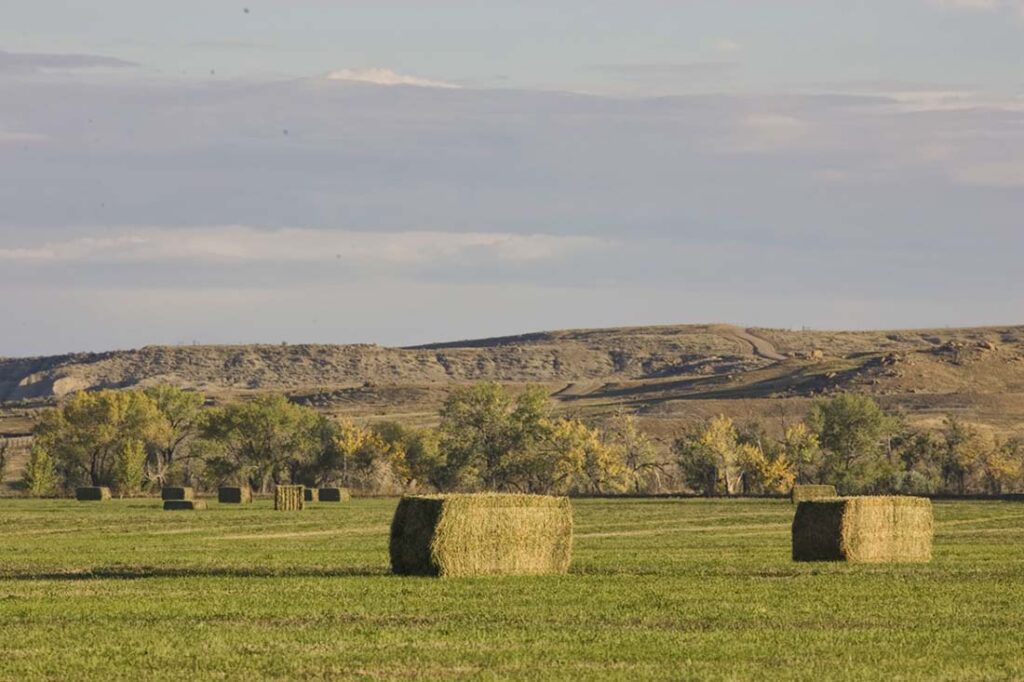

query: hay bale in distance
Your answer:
[275,485,304,511]
[303,487,319,503]
[792,496,933,563]
[390,493,574,577]
[218,486,252,504]
[791,484,838,504]
[318,487,350,502]
[163,499,207,511]
[160,486,194,501]
[76,487,112,501]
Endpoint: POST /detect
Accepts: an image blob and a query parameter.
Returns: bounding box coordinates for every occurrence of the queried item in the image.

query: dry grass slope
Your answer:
[390,493,574,577]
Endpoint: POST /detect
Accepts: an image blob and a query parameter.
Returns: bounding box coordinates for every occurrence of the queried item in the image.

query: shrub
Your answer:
[76,487,112,501]
[218,486,252,504]
[790,484,837,504]
[318,487,350,502]
[161,487,194,501]
[389,493,573,577]
[792,496,932,563]
[25,443,57,498]
[163,500,207,510]
[275,485,304,511]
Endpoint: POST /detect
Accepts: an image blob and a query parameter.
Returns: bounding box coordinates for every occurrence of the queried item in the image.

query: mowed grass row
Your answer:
[1,498,1024,679]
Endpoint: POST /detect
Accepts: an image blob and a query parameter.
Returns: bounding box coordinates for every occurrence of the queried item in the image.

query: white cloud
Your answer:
[325,68,460,89]
[712,38,742,54]
[954,162,1024,187]
[0,130,48,144]
[929,0,1024,15]
[0,226,609,264]
[724,114,810,153]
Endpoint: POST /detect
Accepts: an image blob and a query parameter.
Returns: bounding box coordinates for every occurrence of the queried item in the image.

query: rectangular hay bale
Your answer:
[275,484,304,511]
[304,488,319,502]
[318,487,350,502]
[160,486,195,501]
[792,496,933,563]
[791,484,838,504]
[390,493,574,577]
[76,486,112,501]
[163,499,207,511]
[218,486,252,504]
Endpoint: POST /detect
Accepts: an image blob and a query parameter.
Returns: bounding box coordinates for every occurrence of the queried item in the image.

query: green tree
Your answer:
[941,416,997,494]
[144,385,205,486]
[24,442,57,497]
[782,423,821,484]
[114,438,146,496]
[807,394,897,493]
[0,439,8,485]
[607,411,662,493]
[437,383,551,491]
[33,390,167,488]
[199,394,320,492]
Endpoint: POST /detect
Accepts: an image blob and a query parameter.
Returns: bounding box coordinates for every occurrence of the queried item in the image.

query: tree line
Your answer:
[19,383,1024,497]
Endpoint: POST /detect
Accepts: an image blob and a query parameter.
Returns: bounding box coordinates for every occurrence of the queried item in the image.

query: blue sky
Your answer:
[1,1,1022,355]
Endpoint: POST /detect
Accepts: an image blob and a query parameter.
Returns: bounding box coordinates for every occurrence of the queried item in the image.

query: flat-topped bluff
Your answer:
[1,323,1022,402]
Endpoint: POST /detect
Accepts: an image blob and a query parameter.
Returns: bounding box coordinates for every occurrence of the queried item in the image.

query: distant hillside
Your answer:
[2,322,1024,437]
[0,323,1019,403]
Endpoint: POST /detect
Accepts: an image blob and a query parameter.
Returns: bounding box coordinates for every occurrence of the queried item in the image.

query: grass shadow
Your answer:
[1,565,391,581]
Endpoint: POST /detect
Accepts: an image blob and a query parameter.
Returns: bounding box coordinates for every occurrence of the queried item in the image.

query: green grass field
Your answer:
[1,498,1024,680]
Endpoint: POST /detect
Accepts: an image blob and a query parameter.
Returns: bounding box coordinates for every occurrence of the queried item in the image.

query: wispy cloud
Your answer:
[954,162,1024,187]
[325,68,460,89]
[0,226,610,264]
[711,39,743,54]
[590,62,737,79]
[0,130,48,144]
[928,0,1024,15]
[0,49,138,74]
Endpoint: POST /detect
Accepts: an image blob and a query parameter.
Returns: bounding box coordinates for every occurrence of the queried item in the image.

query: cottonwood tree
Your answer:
[674,415,795,495]
[607,411,663,493]
[144,385,206,486]
[24,442,56,497]
[807,394,898,493]
[199,394,320,492]
[33,390,168,488]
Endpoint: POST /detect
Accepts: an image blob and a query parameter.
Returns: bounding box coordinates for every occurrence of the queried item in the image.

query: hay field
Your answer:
[1,498,1023,679]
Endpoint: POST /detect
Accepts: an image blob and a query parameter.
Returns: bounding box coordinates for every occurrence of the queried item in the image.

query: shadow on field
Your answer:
[1,565,390,581]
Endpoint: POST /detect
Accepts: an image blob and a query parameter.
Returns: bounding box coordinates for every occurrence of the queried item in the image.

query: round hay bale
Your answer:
[390,493,574,577]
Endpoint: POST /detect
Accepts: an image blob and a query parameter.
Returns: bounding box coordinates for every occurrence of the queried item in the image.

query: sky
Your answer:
[1,0,1022,356]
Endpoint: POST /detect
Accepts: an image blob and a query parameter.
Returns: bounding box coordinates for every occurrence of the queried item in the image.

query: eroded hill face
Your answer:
[3,323,1024,437]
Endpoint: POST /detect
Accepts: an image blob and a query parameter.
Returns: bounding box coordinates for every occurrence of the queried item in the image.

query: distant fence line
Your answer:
[0,436,33,450]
